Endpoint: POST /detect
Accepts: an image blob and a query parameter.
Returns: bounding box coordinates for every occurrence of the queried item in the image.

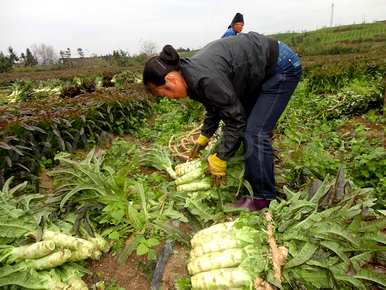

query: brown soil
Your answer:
[337,115,384,144]
[161,244,190,290]
[85,243,190,290]
[85,252,151,290]
[39,168,54,194]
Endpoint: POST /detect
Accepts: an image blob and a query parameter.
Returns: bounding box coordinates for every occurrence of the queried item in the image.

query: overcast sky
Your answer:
[1,0,385,56]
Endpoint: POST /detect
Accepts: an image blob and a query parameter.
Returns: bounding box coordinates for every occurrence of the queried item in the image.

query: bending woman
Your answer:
[143,32,301,210]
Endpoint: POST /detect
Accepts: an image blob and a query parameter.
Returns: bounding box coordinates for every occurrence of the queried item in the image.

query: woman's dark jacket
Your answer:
[180,32,278,160]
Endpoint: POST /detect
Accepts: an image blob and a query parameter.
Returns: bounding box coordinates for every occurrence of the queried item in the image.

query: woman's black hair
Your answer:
[143,45,180,87]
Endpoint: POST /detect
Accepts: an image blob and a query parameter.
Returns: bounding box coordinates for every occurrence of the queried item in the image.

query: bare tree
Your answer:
[140,41,158,56]
[31,43,58,65]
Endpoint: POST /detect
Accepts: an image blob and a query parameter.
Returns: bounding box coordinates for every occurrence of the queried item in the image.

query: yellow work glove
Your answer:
[207,153,227,186]
[190,134,209,159]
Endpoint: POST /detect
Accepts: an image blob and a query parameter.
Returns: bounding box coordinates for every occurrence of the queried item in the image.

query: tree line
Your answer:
[0,45,87,73]
[0,40,193,73]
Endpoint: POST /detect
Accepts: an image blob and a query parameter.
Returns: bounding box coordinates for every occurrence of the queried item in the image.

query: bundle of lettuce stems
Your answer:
[187,170,386,290]
[175,160,228,220]
[0,177,110,289]
[0,228,110,289]
[144,147,211,192]
[145,150,221,221]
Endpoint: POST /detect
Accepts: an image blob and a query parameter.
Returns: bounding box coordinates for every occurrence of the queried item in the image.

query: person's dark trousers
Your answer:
[243,41,302,200]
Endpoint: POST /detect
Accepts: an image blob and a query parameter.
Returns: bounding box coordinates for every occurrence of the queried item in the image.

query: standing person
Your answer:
[143,32,301,211]
[221,13,244,38]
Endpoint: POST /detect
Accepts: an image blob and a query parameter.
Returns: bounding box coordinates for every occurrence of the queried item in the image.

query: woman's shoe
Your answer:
[229,196,271,211]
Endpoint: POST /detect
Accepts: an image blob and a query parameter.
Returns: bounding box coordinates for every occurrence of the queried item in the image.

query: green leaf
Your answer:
[310,175,332,204]
[313,223,358,247]
[110,208,125,223]
[163,207,189,223]
[146,238,160,247]
[333,274,366,290]
[147,249,157,260]
[136,243,149,256]
[108,231,120,240]
[285,242,319,269]
[59,185,103,209]
[0,223,34,238]
[355,269,386,288]
[0,142,12,150]
[320,240,350,263]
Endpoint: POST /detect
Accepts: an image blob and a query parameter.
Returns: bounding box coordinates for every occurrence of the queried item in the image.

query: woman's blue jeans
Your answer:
[243,41,302,199]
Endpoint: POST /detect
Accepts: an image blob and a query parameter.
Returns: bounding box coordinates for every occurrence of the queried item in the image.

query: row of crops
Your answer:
[0,70,142,105]
[0,23,385,289]
[0,71,149,187]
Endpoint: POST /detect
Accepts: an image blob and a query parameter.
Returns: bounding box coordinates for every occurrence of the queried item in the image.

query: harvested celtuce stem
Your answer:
[42,230,100,261]
[191,222,234,248]
[29,249,72,270]
[191,268,251,289]
[38,270,68,290]
[68,276,88,290]
[190,233,242,258]
[42,230,96,251]
[88,233,111,253]
[188,248,244,275]
[80,227,111,254]
[62,266,88,290]
[176,178,211,192]
[175,164,206,186]
[67,248,99,262]
[175,160,202,177]
[14,241,56,259]
[4,241,56,263]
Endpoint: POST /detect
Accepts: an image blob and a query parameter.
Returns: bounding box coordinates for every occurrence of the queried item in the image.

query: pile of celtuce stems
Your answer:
[175,160,211,192]
[0,229,110,289]
[187,168,386,290]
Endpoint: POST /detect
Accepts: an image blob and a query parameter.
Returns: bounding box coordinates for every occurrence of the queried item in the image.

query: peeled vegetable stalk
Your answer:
[175,163,206,185]
[190,222,234,248]
[88,233,111,253]
[190,232,243,258]
[42,230,95,250]
[188,248,244,275]
[191,268,251,289]
[0,241,56,263]
[29,249,72,270]
[62,265,88,290]
[177,178,211,192]
[188,221,267,290]
[175,160,202,177]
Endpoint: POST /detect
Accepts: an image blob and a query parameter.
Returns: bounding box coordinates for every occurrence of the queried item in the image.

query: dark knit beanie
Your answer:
[230,13,244,27]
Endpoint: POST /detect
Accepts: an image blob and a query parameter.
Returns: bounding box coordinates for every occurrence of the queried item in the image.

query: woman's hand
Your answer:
[190,134,209,159]
[207,153,227,186]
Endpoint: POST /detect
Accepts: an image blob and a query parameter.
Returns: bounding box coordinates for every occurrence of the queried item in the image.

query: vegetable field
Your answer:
[0,22,385,290]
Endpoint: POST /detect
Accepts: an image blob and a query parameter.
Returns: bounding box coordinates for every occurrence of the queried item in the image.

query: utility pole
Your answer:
[330,2,335,27]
